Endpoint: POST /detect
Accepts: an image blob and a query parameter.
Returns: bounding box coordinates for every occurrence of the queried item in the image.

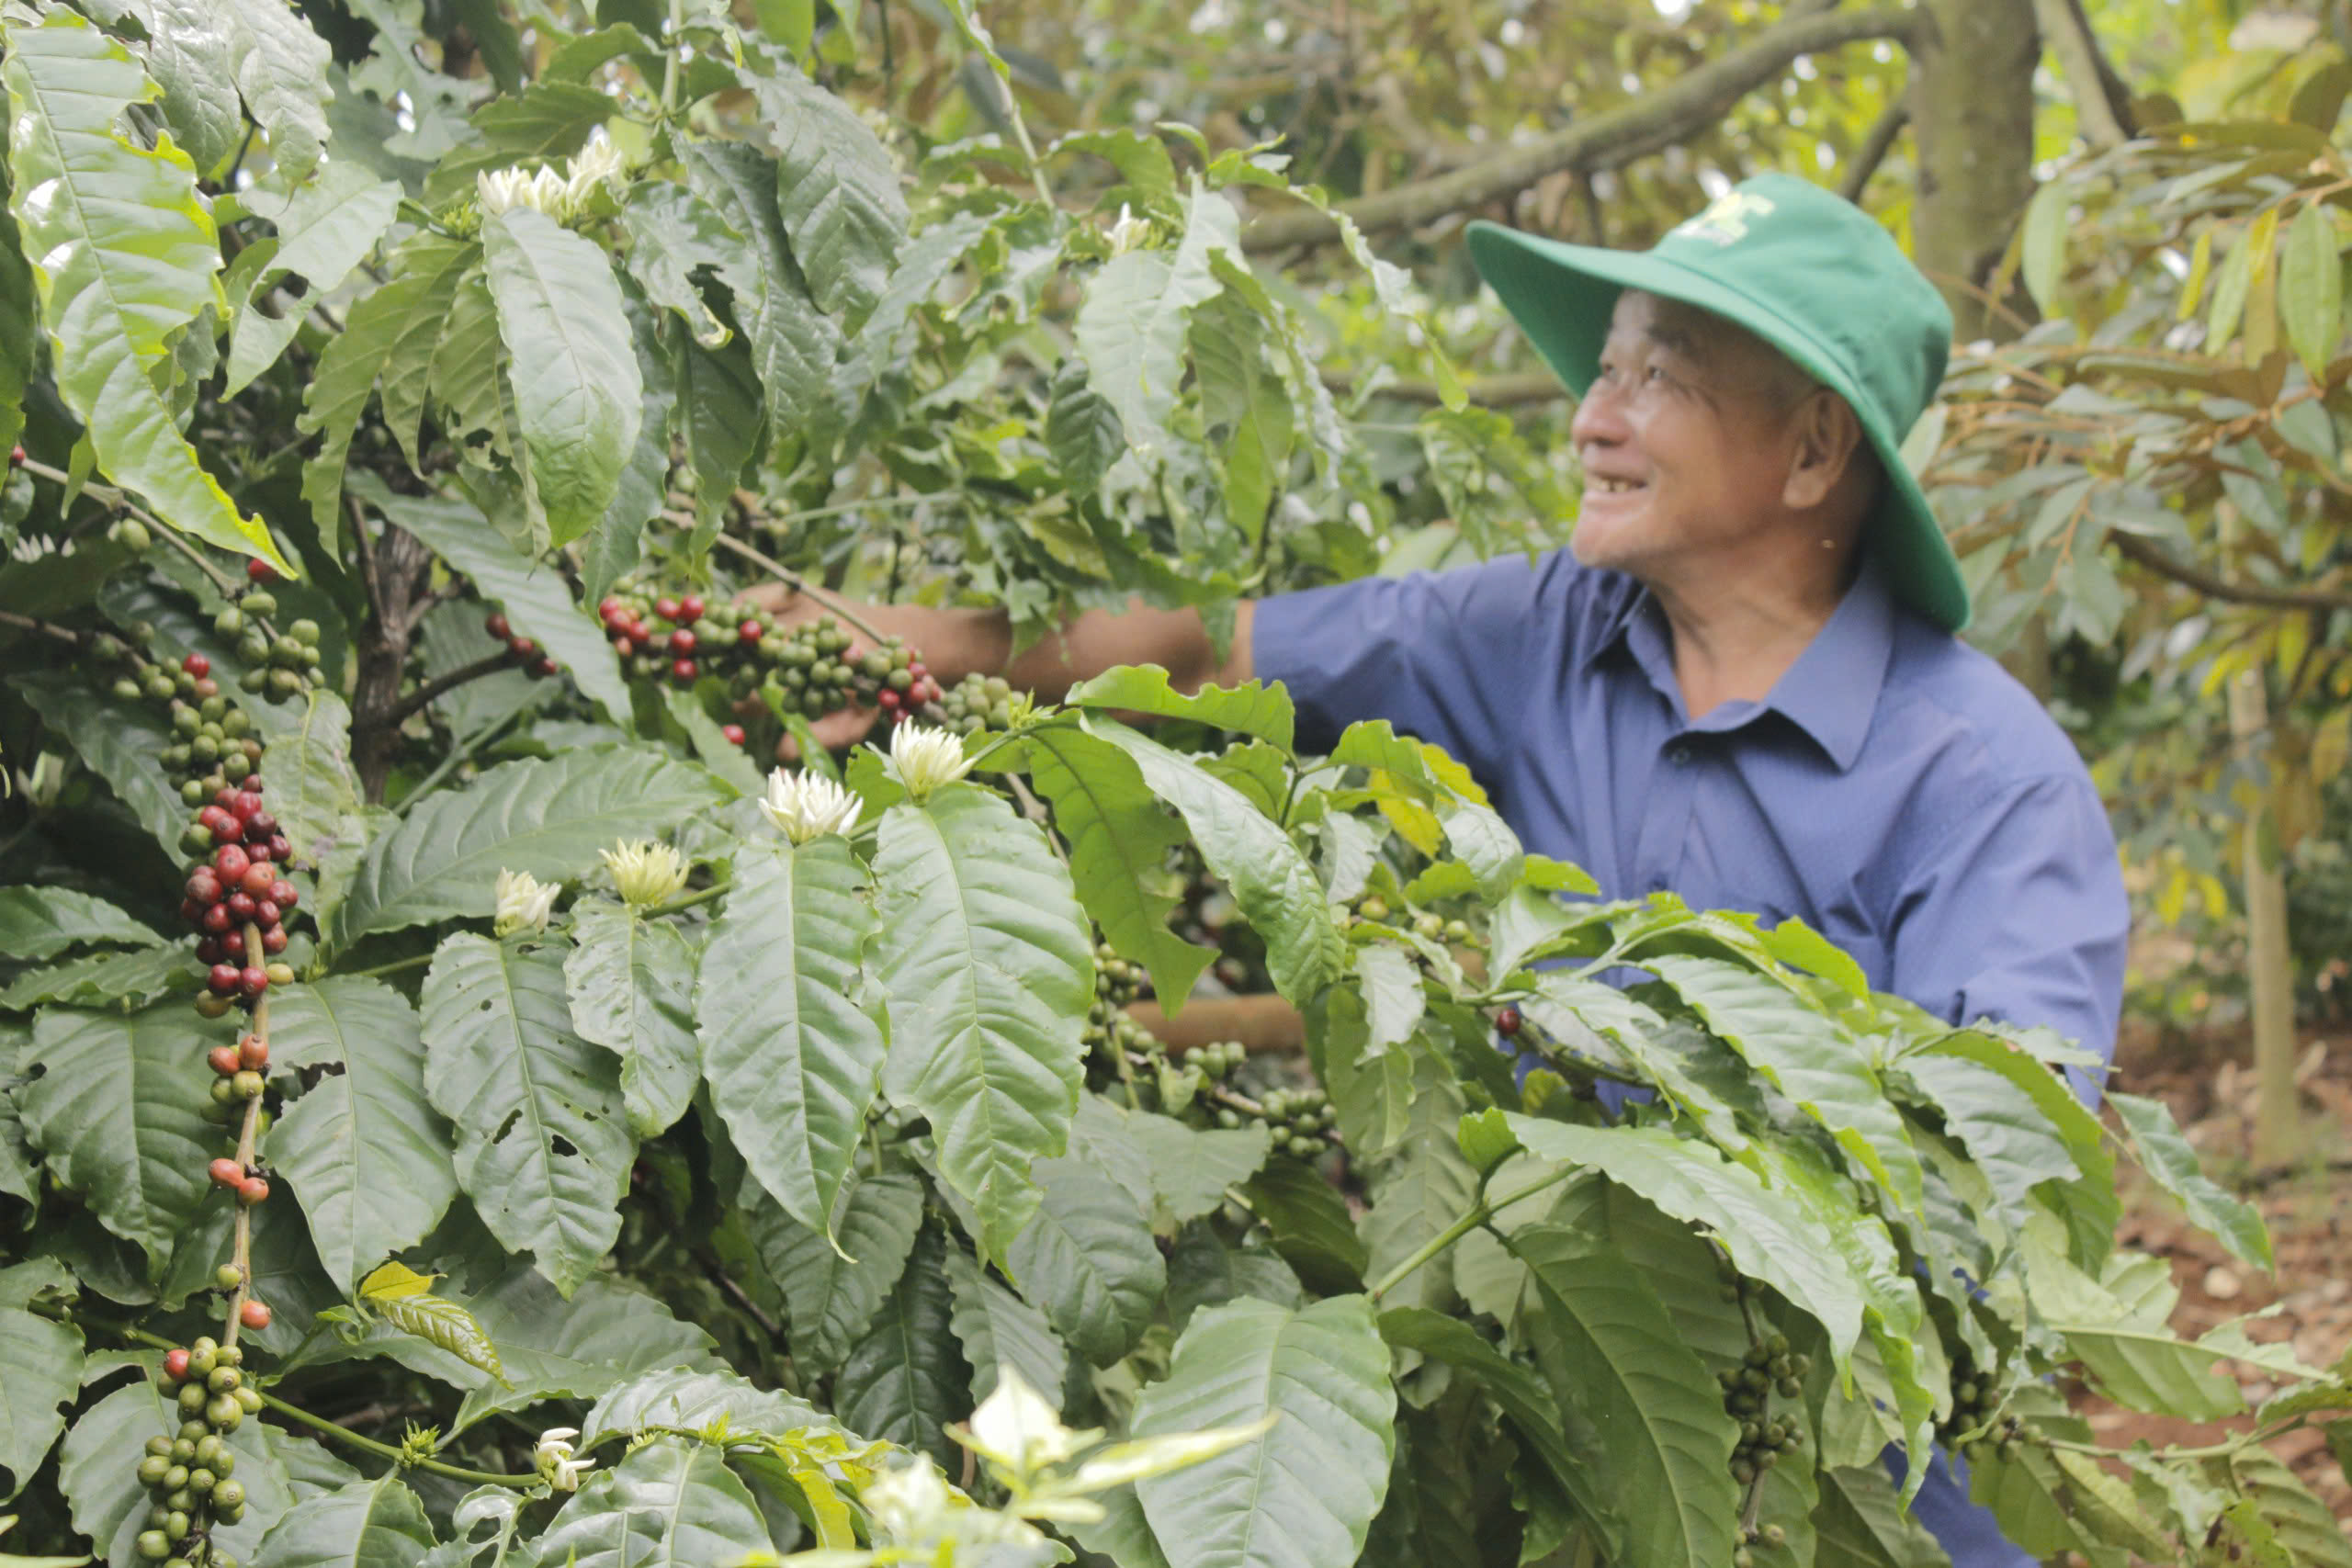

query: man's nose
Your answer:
[1568,383,1627,447]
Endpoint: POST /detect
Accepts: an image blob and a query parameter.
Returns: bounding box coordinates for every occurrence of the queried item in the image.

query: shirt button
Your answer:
[1668,745,1693,766]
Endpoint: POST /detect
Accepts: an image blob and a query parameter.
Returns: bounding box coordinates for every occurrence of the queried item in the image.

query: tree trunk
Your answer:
[1907,0,2041,343]
[2226,655,2303,1168]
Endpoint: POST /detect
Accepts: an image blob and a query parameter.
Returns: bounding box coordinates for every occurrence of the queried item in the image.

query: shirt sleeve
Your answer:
[1250,552,1557,786]
[1886,773,2129,1103]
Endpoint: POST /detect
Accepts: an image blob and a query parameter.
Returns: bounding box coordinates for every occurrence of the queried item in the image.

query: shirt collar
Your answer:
[1580,551,1898,773]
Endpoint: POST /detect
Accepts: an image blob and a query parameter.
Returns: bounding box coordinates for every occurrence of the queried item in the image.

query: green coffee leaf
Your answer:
[17,1005,227,1280]
[874,787,1092,1263]
[0,887,159,965]
[268,978,459,1291]
[944,1245,1070,1408]
[748,64,908,327]
[1810,1464,1954,1568]
[0,1307,80,1501]
[1355,1054,1476,1314]
[567,900,703,1139]
[1017,726,1217,1007]
[835,1231,968,1469]
[422,934,634,1296]
[746,1170,924,1376]
[266,690,367,874]
[515,1437,770,1568]
[247,1475,437,1568]
[0,7,290,572]
[697,839,884,1235]
[328,745,728,947]
[220,0,334,182]
[2279,201,2342,381]
[13,672,187,860]
[482,209,642,545]
[1005,1138,1166,1364]
[2109,1090,2270,1270]
[1066,665,1295,748]
[1082,717,1343,1003]
[581,1366,831,1449]
[225,163,402,396]
[1132,1294,1395,1568]
[1124,1111,1271,1228]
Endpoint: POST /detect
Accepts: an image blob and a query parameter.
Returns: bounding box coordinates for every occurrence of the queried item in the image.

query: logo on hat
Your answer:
[1672,191,1776,246]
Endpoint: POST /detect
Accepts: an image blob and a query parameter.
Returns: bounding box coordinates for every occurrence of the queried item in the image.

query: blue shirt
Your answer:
[1252,546,2130,1568]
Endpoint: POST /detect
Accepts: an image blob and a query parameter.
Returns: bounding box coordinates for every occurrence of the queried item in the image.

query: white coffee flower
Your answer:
[492,868,559,936]
[563,129,628,208]
[760,768,863,845]
[477,164,572,220]
[599,839,690,907]
[1105,201,1151,254]
[888,722,975,802]
[967,1369,1081,1476]
[532,1427,596,1492]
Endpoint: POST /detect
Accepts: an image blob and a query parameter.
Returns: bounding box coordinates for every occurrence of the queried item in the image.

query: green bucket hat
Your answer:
[1465,173,1967,631]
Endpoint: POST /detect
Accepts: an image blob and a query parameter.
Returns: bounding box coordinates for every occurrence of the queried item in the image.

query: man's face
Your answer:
[1566,290,1814,583]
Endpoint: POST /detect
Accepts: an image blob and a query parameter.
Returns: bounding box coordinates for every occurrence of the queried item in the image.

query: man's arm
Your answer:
[741,588,1254,701]
[1886,773,2130,1102]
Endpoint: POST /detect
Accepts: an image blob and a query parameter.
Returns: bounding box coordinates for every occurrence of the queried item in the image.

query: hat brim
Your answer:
[1464,220,1969,633]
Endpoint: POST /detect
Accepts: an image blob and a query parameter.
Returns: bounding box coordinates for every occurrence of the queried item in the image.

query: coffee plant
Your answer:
[2,2,2348,1566]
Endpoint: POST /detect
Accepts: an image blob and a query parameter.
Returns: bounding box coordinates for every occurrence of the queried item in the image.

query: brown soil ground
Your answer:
[2085,1020,2352,1524]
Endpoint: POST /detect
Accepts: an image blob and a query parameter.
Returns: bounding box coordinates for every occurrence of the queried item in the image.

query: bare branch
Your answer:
[1838,98,1911,202]
[2031,0,2129,147]
[2110,533,2352,614]
[1238,6,1920,253]
[385,651,514,727]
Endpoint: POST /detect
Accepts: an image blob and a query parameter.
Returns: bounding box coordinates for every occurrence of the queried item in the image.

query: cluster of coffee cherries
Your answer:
[933,672,1019,737]
[135,1333,262,1565]
[481,611,560,681]
[201,1033,277,1146]
[1185,1039,1248,1084]
[209,559,325,706]
[1942,1351,2025,1458]
[1719,1332,1809,1490]
[1217,1084,1333,1159]
[179,787,300,1017]
[1346,894,1473,948]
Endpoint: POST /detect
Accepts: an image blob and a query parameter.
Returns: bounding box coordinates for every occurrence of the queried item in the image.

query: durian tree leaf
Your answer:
[248,1475,438,1568]
[697,839,884,1235]
[1005,1140,1167,1365]
[481,209,642,546]
[1510,1224,1740,1568]
[944,1245,1070,1408]
[17,1005,229,1280]
[1080,717,1342,1004]
[511,1438,769,1568]
[0,1306,81,1501]
[266,978,459,1291]
[421,934,635,1297]
[0,7,290,572]
[327,745,727,948]
[746,1170,925,1376]
[356,475,634,727]
[835,1231,969,1470]
[1131,1294,1396,1568]
[566,899,704,1139]
[1014,725,1216,1009]
[873,786,1092,1263]
[0,886,160,964]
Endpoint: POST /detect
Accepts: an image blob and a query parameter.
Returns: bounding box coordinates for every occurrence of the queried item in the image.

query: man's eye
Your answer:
[1645,365,1668,383]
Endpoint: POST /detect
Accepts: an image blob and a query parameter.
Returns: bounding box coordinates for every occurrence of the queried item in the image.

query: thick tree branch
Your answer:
[1838,98,1911,202]
[2110,533,2352,613]
[385,651,514,727]
[1319,367,1567,407]
[2031,0,2130,146]
[1238,6,1919,253]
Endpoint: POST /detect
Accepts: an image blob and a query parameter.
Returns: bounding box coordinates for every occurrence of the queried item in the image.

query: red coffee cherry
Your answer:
[182,654,209,678]
[236,1177,269,1207]
[653,596,681,622]
[721,724,747,746]
[259,926,288,955]
[247,558,276,583]
[678,594,706,622]
[239,1299,271,1330]
[1495,1005,1523,1037]
[671,659,696,684]
[209,1158,243,1190]
[163,1347,191,1382]
[737,620,763,644]
[238,1035,268,1070]
[238,966,269,998]
[667,628,696,656]
[208,964,242,996]
[208,1045,242,1077]
[484,612,511,641]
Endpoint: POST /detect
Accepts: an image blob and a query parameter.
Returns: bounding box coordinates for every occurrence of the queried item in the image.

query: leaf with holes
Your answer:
[421,934,635,1296]
[566,900,703,1138]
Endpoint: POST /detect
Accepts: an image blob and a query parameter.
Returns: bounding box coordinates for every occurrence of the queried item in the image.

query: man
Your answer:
[752,173,2129,1563]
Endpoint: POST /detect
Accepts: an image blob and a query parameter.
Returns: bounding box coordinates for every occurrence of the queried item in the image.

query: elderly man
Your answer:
[753,173,2129,1563]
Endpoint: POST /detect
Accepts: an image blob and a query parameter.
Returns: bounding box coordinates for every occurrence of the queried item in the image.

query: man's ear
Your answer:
[1782,392,1865,512]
